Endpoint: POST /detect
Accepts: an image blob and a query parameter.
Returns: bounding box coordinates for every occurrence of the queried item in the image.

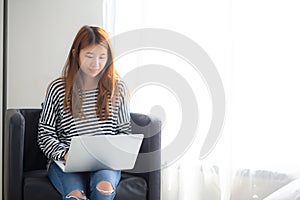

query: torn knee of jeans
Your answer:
[96,181,114,195]
[97,188,114,195]
[66,190,87,200]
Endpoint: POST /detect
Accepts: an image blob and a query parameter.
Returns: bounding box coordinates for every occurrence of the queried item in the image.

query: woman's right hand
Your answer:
[64,151,69,161]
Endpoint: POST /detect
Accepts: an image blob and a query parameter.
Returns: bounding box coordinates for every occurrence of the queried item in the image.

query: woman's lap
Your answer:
[48,162,121,200]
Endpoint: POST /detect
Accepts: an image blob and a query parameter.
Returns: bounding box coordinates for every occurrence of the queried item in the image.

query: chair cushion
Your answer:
[115,173,148,200]
[24,170,147,200]
[23,170,60,200]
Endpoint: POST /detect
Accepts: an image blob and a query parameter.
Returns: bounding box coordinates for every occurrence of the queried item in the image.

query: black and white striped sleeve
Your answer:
[38,82,68,160]
[116,81,131,135]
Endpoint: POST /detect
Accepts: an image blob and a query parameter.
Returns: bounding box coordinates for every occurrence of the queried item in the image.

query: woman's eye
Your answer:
[86,55,93,58]
[99,57,106,59]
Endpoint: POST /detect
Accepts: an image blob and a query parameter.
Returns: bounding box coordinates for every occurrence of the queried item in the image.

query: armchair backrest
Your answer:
[21,109,47,172]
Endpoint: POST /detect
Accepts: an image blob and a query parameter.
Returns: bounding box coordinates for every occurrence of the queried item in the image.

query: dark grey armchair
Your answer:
[4,109,161,200]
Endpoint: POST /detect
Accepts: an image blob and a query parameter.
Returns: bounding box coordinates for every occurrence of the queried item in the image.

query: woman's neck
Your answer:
[83,77,99,90]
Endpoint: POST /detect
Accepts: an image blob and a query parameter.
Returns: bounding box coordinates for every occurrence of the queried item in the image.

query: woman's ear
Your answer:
[72,49,77,56]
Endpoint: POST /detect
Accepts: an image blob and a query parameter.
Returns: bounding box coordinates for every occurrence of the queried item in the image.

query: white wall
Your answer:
[0,0,4,198]
[3,1,103,199]
[7,0,103,108]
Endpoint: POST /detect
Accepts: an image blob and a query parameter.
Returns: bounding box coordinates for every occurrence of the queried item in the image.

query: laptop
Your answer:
[54,134,144,173]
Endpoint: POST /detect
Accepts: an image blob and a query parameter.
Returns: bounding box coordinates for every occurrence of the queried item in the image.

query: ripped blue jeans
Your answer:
[48,162,121,200]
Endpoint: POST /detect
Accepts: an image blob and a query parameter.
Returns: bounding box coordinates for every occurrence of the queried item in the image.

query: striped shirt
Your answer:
[38,78,131,161]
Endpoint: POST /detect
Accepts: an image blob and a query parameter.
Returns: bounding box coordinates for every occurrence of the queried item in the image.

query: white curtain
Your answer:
[108,0,231,199]
[102,0,116,37]
[104,0,300,199]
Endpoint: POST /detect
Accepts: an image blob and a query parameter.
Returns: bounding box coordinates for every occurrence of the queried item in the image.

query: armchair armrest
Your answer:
[4,109,26,200]
[130,113,161,200]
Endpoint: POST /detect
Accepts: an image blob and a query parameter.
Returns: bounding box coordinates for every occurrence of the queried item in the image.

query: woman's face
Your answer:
[78,44,108,80]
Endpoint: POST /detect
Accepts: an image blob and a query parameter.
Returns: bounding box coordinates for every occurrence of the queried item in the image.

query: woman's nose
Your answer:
[92,58,99,67]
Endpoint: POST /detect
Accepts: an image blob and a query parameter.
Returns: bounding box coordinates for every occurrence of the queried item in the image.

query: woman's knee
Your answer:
[66,190,87,199]
[96,181,114,194]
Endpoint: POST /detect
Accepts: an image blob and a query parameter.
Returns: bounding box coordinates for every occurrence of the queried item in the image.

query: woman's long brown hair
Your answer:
[61,25,119,120]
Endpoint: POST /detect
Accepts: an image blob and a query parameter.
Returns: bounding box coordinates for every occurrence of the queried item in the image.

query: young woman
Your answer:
[38,25,131,200]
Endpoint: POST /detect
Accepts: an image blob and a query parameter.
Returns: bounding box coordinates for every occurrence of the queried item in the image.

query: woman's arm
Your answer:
[37,81,68,160]
[116,81,131,134]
